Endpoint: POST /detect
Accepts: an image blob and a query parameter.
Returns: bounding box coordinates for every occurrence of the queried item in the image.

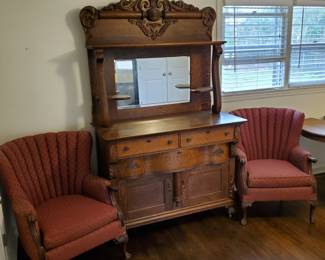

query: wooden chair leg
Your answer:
[309,202,317,224]
[227,206,236,219]
[115,233,131,259]
[241,206,248,226]
[241,202,252,226]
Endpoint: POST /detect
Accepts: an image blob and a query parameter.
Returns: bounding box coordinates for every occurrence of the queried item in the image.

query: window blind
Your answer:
[222,6,288,92]
[289,6,325,86]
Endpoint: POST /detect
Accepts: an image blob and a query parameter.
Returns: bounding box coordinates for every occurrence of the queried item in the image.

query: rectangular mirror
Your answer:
[114,56,190,109]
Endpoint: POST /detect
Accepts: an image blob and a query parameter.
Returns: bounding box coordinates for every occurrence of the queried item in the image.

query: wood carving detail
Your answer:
[128,17,176,40]
[202,7,216,39]
[103,0,199,13]
[100,0,210,40]
[80,6,99,31]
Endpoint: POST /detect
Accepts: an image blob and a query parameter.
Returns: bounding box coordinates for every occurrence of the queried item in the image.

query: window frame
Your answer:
[217,0,325,98]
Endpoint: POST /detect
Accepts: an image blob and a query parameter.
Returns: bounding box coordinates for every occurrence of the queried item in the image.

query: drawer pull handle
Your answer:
[128,161,138,169]
[186,138,192,143]
[146,139,152,143]
[224,132,229,137]
[167,140,173,145]
[206,130,211,134]
[214,147,224,156]
[123,146,129,152]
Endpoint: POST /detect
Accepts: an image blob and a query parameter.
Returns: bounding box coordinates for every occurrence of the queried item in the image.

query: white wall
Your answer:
[0,1,324,259]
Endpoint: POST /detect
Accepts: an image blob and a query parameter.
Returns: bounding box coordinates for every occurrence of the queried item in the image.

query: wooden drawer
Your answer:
[180,127,233,147]
[116,134,178,158]
[109,144,229,178]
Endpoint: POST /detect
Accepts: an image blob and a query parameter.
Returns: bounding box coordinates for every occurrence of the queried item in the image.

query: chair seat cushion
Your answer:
[36,195,118,250]
[247,159,314,188]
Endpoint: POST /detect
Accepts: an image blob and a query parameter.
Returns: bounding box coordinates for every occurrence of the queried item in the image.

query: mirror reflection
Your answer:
[114,56,190,109]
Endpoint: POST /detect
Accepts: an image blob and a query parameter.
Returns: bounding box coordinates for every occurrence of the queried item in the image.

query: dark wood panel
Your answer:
[98,112,246,141]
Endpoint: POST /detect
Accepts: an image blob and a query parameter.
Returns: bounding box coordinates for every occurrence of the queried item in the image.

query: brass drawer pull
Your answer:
[206,130,211,134]
[146,139,152,143]
[128,161,138,169]
[167,140,173,145]
[186,138,192,143]
[224,131,229,137]
[123,146,129,152]
[214,147,224,156]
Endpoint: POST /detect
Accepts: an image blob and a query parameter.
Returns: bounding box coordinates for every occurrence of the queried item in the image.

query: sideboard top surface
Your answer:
[97,111,246,141]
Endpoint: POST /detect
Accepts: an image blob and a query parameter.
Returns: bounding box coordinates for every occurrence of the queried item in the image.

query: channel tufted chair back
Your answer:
[0,131,128,260]
[0,131,91,207]
[231,107,317,226]
[231,107,305,161]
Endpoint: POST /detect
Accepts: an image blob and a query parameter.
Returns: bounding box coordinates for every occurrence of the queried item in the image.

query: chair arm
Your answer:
[235,147,247,164]
[11,199,45,260]
[234,147,249,195]
[11,198,37,219]
[82,174,113,204]
[289,146,317,174]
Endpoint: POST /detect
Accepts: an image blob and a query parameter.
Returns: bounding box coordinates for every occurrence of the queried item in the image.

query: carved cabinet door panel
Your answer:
[180,164,228,207]
[118,174,173,221]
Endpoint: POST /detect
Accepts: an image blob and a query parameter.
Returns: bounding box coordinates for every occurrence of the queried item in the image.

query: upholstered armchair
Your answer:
[231,108,317,225]
[0,131,130,260]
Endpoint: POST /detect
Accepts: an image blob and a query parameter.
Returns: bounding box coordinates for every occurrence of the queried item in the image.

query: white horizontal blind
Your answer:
[224,0,293,6]
[222,6,288,92]
[289,6,325,86]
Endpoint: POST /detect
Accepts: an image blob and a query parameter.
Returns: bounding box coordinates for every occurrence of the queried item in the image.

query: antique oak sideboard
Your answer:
[80,0,246,229]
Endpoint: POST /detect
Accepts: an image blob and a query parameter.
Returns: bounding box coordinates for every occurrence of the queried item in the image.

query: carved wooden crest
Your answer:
[80,0,216,40]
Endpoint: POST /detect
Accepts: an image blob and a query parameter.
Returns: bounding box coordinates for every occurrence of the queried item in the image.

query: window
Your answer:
[222,6,288,92]
[290,6,325,86]
[220,1,325,93]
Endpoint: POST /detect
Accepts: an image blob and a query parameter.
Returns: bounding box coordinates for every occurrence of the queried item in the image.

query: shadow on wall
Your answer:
[50,9,92,133]
[50,9,98,171]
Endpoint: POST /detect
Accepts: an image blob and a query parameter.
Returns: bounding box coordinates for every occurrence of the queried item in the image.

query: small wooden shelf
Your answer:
[88,41,226,49]
[191,87,213,93]
[108,95,131,101]
[175,84,190,89]
[175,85,212,93]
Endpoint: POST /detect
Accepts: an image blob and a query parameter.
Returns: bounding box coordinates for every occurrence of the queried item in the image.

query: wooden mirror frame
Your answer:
[80,0,224,127]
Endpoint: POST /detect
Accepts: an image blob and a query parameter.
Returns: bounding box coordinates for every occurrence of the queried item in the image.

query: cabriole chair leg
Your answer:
[309,201,317,224]
[115,234,131,259]
[241,206,248,226]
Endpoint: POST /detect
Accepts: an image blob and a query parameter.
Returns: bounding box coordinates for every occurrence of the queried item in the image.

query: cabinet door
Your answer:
[118,174,173,220]
[166,56,190,103]
[137,58,168,106]
[180,164,228,207]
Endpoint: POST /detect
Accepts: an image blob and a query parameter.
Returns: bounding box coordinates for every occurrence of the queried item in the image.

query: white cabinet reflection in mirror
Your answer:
[115,56,190,109]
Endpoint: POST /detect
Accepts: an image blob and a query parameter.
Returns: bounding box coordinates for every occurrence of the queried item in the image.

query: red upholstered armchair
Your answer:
[0,131,130,260]
[231,108,317,225]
